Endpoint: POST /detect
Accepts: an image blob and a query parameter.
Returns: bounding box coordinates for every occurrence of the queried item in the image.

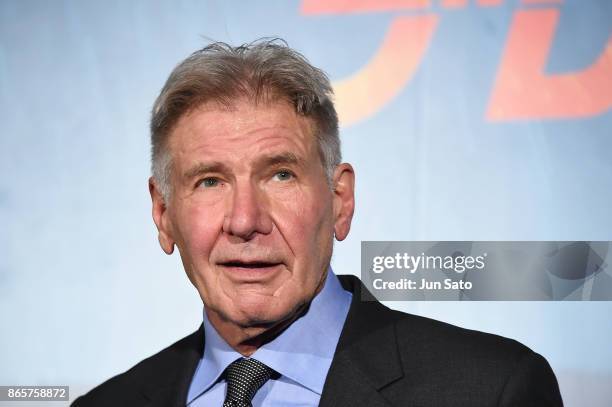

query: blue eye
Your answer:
[199,178,219,188]
[273,170,293,181]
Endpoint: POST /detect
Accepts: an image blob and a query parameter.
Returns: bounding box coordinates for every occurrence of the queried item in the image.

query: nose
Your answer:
[223,180,273,240]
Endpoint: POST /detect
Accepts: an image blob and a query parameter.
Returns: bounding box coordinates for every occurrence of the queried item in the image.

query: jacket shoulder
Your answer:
[391,308,531,359]
[387,308,562,406]
[72,327,203,406]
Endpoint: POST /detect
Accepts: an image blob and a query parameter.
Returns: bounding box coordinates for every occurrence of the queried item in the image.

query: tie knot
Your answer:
[223,358,274,407]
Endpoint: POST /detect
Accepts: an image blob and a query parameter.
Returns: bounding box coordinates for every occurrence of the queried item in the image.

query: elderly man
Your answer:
[73,40,563,406]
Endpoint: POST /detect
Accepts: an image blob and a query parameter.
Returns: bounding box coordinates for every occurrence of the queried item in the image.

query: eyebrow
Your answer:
[254,152,301,169]
[182,153,303,181]
[183,161,231,180]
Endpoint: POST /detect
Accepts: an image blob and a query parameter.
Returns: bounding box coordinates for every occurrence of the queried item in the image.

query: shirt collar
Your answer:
[188,268,352,400]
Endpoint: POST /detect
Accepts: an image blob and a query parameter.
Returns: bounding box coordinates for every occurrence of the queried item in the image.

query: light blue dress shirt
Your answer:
[186,269,352,406]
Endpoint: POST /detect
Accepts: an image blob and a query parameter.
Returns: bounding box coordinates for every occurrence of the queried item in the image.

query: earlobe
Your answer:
[332,164,356,242]
[149,177,175,255]
[158,234,175,255]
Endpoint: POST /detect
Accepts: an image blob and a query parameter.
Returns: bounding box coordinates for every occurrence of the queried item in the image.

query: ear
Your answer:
[332,163,355,241]
[149,177,175,254]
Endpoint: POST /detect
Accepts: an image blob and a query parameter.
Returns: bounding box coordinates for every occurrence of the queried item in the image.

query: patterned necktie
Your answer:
[222,357,274,407]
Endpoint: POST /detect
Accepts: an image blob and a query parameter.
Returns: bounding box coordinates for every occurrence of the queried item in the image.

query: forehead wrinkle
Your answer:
[172,97,314,145]
[177,119,310,153]
[198,106,311,142]
[169,99,320,180]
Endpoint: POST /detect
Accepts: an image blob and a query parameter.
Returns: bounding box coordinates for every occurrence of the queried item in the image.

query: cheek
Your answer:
[273,187,334,264]
[174,201,223,265]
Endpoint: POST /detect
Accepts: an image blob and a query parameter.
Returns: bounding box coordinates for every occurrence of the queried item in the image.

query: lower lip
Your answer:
[219,264,283,281]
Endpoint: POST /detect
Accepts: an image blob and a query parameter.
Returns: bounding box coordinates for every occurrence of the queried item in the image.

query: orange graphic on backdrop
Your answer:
[488,9,612,120]
[301,0,429,15]
[332,16,438,126]
[302,0,611,124]
[301,0,438,126]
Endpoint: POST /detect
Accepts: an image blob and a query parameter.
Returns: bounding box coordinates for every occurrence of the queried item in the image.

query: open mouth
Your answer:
[218,261,283,281]
[220,261,281,269]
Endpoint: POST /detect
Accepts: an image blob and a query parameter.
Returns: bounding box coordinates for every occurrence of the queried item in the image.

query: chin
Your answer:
[230,295,303,328]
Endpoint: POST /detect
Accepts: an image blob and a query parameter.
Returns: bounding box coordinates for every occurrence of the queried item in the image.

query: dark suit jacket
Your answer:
[73,275,563,406]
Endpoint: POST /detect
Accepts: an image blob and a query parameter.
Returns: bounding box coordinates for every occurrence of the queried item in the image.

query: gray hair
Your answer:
[150,38,341,200]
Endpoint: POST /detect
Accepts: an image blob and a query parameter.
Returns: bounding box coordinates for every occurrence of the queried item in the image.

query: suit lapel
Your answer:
[319,275,404,407]
[141,325,204,407]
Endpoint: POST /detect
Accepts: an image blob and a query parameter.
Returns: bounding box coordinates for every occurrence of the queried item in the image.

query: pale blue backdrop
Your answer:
[1,0,611,405]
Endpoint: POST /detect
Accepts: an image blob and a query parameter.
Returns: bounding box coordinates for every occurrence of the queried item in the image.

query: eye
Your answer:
[272,170,294,182]
[198,177,221,188]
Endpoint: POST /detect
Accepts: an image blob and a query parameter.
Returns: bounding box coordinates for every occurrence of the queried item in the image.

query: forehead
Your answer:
[167,98,318,164]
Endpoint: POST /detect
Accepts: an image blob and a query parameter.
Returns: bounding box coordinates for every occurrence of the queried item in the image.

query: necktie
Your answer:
[222,357,274,407]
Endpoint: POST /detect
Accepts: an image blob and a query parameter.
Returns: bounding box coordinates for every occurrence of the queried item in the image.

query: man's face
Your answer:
[151,99,354,330]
